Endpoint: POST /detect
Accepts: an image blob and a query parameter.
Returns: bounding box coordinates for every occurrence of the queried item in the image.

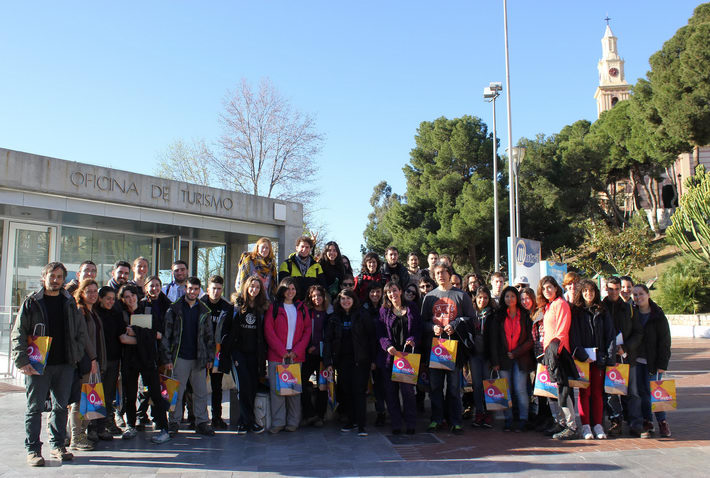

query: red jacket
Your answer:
[264,301,312,363]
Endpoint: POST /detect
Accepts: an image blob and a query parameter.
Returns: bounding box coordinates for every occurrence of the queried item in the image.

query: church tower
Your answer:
[594,22,630,117]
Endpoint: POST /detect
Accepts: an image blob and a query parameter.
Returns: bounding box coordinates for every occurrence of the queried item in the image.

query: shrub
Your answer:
[655,257,710,314]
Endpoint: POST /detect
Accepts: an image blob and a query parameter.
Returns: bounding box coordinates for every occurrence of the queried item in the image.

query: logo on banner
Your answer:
[394,358,414,375]
[433,345,452,361]
[27,344,42,362]
[515,239,540,267]
[486,385,505,399]
[280,370,297,384]
[608,369,623,385]
[652,385,672,402]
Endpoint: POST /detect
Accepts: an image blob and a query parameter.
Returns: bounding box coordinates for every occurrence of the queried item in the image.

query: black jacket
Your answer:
[221,298,266,378]
[602,296,643,364]
[570,304,616,368]
[380,262,410,291]
[202,296,234,344]
[636,300,672,374]
[487,308,535,372]
[323,308,375,368]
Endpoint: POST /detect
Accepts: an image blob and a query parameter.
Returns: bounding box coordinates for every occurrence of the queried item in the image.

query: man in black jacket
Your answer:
[603,276,644,437]
[380,246,410,291]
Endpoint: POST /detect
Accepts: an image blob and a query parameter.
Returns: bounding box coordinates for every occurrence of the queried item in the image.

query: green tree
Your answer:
[648,3,710,163]
[667,165,710,265]
[361,181,400,256]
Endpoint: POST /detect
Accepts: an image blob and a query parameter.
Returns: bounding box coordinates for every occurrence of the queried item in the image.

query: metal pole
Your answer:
[492,97,499,273]
[515,164,520,238]
[503,0,516,280]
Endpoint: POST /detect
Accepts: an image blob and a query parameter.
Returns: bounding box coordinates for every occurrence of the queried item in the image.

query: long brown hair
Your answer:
[238,275,269,315]
[74,278,99,316]
[520,287,538,316]
[304,284,330,312]
[536,275,564,308]
[382,281,403,310]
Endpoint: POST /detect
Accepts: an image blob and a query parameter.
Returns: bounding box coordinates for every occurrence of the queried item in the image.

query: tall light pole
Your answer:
[484,82,502,272]
[503,0,516,280]
[511,146,526,238]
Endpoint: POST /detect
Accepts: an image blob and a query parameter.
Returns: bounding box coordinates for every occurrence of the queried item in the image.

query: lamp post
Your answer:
[484,82,503,272]
[510,146,526,238]
[503,0,517,280]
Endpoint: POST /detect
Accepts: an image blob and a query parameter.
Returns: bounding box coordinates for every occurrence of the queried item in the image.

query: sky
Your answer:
[0,1,703,271]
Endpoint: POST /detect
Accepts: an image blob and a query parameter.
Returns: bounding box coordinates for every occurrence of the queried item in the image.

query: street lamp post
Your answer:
[511,146,526,238]
[484,82,503,272]
[503,0,517,280]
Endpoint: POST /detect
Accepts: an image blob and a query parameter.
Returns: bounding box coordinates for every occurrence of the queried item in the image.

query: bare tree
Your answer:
[154,139,215,186]
[214,78,324,210]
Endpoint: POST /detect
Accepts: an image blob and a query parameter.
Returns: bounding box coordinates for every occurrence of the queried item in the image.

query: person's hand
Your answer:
[155,331,162,340]
[617,345,625,356]
[507,352,514,359]
[586,357,594,363]
[233,359,239,367]
[371,362,376,371]
[443,324,454,336]
[206,363,212,370]
[492,365,500,372]
[90,359,98,375]
[387,346,397,357]
[19,364,39,376]
[165,363,173,371]
[658,369,666,374]
[308,345,316,354]
[405,339,415,348]
[126,326,135,337]
[433,325,442,336]
[327,365,333,374]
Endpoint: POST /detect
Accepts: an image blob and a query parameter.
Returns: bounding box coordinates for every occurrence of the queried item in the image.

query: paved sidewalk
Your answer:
[1,338,708,477]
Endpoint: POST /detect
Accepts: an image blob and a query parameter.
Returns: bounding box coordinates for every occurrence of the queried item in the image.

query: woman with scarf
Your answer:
[354,252,384,304]
[236,237,278,300]
[319,241,346,300]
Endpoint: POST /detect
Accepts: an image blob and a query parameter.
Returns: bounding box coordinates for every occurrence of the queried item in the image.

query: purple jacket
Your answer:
[376,300,421,369]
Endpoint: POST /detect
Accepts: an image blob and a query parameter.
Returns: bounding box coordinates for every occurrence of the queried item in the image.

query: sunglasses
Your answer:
[342,282,355,287]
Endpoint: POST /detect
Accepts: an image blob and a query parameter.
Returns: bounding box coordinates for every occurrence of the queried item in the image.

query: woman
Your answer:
[301,284,330,427]
[264,277,312,433]
[632,284,672,438]
[489,286,534,432]
[319,241,346,300]
[538,276,577,440]
[403,283,421,310]
[361,282,387,427]
[117,285,171,444]
[236,237,278,300]
[221,275,269,434]
[418,276,435,298]
[354,252,383,303]
[324,289,375,437]
[522,286,552,433]
[95,286,125,437]
[342,255,354,277]
[376,281,420,435]
[563,272,581,303]
[451,273,463,290]
[69,279,103,451]
[570,280,616,440]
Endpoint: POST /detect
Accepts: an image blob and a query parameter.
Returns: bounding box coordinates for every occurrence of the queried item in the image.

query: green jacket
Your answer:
[11,288,88,369]
[161,297,215,367]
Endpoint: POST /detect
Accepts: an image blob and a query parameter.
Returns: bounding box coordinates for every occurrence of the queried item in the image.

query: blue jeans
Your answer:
[636,363,667,423]
[467,355,486,414]
[25,363,75,453]
[500,362,529,422]
[607,363,643,430]
[430,367,462,427]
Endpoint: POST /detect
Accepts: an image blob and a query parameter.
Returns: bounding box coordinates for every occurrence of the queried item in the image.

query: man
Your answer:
[278,236,324,301]
[201,275,234,429]
[513,275,530,291]
[603,276,644,437]
[12,262,88,467]
[406,253,423,285]
[163,260,189,303]
[127,256,150,300]
[421,251,439,280]
[162,277,216,437]
[490,272,505,305]
[421,261,476,435]
[620,276,634,304]
[380,246,410,291]
[65,260,98,295]
[107,260,131,292]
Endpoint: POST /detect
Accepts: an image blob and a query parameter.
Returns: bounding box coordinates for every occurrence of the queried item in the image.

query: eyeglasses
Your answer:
[342,282,355,287]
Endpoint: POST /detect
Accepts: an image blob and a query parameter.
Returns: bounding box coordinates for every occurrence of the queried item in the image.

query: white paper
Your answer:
[585,347,597,362]
[130,314,152,329]
[616,332,624,345]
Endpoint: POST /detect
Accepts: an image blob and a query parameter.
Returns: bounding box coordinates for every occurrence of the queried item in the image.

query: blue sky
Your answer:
[0,1,703,270]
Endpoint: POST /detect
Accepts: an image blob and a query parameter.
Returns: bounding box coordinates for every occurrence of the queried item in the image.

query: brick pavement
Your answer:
[0,338,708,477]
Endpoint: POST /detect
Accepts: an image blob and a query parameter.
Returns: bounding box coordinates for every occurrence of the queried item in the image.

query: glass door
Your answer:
[4,223,56,310]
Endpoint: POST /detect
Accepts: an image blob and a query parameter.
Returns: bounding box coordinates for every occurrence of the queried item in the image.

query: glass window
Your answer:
[61,227,153,285]
[194,243,226,288]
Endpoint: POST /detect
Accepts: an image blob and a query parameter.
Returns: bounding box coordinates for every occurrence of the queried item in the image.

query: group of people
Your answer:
[11,236,673,468]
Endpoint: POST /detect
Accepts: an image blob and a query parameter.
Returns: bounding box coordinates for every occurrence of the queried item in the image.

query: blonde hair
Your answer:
[250,237,275,261]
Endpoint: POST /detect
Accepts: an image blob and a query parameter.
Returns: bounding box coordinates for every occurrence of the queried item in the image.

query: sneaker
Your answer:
[593,424,607,440]
[482,413,494,429]
[236,424,248,435]
[252,423,265,434]
[630,426,645,438]
[50,447,73,462]
[269,426,284,434]
[69,434,95,450]
[452,425,464,435]
[106,422,123,436]
[97,430,114,441]
[212,418,228,430]
[285,425,298,432]
[658,420,671,437]
[115,413,126,428]
[608,418,622,437]
[427,421,440,432]
[581,424,594,440]
[503,420,512,432]
[639,429,652,439]
[86,430,99,442]
[168,422,179,437]
[122,427,138,440]
[341,423,356,432]
[151,430,171,444]
[472,413,484,428]
[27,451,45,467]
[375,412,386,427]
[195,423,215,436]
[536,417,553,433]
[358,427,368,437]
[553,427,578,440]
[643,419,654,434]
[406,428,416,435]
[544,422,565,437]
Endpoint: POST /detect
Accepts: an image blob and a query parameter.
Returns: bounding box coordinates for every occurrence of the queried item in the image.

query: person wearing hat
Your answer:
[513,276,530,290]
